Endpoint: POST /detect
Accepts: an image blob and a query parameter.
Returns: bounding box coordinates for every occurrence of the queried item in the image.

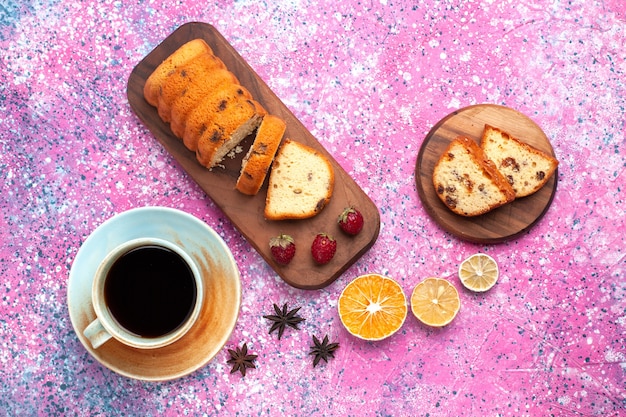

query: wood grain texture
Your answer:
[415,104,558,243]
[127,22,380,289]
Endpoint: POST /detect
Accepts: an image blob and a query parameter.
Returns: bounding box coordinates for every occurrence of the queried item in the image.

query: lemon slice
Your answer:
[338,274,407,341]
[410,277,460,327]
[458,253,499,292]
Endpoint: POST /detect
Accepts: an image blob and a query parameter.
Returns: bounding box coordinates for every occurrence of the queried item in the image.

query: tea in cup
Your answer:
[83,237,203,349]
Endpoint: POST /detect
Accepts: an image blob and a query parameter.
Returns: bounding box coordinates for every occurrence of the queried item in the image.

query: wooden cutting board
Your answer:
[415,104,558,243]
[127,22,380,289]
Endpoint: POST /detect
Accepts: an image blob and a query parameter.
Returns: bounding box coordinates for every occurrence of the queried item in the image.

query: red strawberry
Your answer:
[311,233,337,265]
[269,234,296,265]
[337,207,364,236]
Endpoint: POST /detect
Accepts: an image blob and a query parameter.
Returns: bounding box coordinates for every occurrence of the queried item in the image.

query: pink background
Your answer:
[1,0,624,415]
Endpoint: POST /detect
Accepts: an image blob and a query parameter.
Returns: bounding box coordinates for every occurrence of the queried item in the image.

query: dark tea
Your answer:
[104,245,197,338]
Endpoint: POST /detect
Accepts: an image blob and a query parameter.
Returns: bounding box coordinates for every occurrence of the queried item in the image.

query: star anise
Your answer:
[226,343,258,377]
[309,334,339,367]
[263,303,305,339]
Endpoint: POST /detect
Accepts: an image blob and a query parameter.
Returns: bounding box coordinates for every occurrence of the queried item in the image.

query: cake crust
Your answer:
[156,52,226,123]
[143,39,213,107]
[182,84,253,151]
[169,69,240,138]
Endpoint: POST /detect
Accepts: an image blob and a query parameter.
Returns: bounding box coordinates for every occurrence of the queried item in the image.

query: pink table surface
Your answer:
[1,0,624,416]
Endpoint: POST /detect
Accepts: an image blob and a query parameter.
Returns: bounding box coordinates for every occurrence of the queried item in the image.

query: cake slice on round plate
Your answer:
[433,136,515,216]
[480,125,559,198]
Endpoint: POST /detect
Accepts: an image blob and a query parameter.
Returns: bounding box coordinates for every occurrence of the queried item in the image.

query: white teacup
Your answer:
[83,237,203,350]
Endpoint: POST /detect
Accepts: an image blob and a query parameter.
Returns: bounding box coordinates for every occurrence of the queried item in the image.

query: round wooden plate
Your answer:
[415,104,558,244]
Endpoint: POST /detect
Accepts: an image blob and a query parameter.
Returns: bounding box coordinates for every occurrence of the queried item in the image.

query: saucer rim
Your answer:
[67,206,242,381]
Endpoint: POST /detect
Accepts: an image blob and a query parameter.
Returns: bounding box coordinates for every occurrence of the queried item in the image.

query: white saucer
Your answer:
[68,207,241,381]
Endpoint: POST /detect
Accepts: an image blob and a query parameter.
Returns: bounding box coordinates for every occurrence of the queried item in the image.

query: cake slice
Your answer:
[156,52,226,123]
[433,136,515,216]
[182,83,253,151]
[481,125,559,197]
[143,39,213,107]
[235,115,286,195]
[264,139,334,220]
[195,97,267,169]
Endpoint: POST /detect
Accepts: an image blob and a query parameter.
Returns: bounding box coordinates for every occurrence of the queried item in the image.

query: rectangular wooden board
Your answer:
[127,22,380,289]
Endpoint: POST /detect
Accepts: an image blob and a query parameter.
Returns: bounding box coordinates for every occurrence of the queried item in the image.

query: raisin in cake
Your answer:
[433,136,515,216]
[236,115,286,196]
[265,139,334,220]
[481,125,558,198]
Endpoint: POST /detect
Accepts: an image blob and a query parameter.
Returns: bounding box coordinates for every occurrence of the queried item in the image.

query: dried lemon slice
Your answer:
[338,274,407,341]
[458,253,499,292]
[410,277,460,327]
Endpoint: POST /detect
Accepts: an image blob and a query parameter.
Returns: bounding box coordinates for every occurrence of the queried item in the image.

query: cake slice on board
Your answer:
[236,115,286,196]
[195,96,267,169]
[432,136,515,217]
[265,139,335,220]
[480,125,559,198]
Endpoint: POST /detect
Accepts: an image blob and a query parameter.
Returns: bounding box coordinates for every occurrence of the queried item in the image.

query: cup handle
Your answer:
[83,318,112,349]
